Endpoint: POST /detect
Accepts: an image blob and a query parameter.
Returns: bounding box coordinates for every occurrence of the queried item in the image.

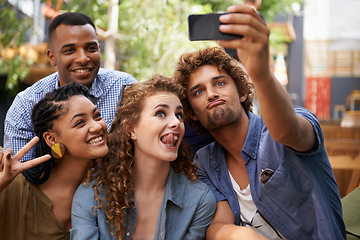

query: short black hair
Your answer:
[48,12,96,41]
[22,82,95,184]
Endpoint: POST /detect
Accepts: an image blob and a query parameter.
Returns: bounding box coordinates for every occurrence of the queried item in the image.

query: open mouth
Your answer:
[72,67,92,73]
[160,133,179,147]
[88,136,103,145]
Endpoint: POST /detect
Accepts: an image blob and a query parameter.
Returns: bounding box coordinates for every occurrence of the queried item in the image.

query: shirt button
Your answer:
[252,153,255,156]
[126,232,130,236]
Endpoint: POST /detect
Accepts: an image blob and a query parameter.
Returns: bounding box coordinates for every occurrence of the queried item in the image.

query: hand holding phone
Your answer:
[188,13,243,41]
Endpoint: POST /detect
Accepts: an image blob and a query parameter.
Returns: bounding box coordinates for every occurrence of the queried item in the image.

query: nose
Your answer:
[207,86,219,101]
[168,115,181,129]
[89,120,103,132]
[75,49,89,65]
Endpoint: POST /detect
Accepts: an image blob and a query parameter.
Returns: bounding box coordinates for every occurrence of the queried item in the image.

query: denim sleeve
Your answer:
[70,183,100,240]
[293,106,323,155]
[3,93,35,162]
[183,185,216,240]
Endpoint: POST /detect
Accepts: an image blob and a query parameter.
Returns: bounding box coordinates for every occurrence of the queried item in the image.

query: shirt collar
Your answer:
[128,166,184,208]
[164,166,183,208]
[55,71,103,98]
[241,111,262,161]
[209,111,262,166]
[89,73,104,98]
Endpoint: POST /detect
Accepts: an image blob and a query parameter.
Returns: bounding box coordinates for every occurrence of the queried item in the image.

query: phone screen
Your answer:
[188,13,242,41]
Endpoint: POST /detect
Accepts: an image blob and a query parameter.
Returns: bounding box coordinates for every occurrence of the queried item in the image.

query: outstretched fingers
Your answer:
[18,155,51,172]
[0,137,51,192]
[13,136,40,161]
[2,148,13,174]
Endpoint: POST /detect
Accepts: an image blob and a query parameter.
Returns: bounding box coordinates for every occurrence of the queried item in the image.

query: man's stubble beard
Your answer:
[206,106,242,131]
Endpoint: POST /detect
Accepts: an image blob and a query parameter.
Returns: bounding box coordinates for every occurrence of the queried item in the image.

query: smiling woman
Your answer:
[0,82,108,240]
[71,75,216,240]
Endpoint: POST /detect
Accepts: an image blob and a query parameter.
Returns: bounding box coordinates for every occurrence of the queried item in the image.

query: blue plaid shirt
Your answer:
[3,68,137,161]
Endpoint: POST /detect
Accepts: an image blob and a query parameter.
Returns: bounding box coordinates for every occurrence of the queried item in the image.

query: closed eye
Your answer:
[74,119,84,127]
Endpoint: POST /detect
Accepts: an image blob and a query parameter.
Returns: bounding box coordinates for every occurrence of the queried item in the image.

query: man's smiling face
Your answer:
[47,24,101,88]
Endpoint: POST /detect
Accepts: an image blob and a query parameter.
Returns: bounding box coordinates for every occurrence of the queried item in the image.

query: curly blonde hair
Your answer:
[174,46,254,135]
[87,75,198,239]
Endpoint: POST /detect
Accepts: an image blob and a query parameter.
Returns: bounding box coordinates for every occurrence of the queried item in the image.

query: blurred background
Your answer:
[1,0,359,197]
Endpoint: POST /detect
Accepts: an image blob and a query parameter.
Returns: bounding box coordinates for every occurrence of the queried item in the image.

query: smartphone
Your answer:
[188,13,242,41]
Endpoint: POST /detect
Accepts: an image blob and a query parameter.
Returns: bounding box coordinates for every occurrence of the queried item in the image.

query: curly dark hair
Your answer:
[22,82,95,184]
[88,75,198,239]
[174,46,254,135]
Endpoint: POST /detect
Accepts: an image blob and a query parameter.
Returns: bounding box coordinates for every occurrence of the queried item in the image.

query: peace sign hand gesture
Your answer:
[0,137,51,192]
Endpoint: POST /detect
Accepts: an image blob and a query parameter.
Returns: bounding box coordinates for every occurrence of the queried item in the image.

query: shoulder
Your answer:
[13,72,59,103]
[294,106,319,122]
[178,174,215,202]
[294,106,324,148]
[97,68,137,85]
[195,142,216,161]
[0,175,27,200]
[194,141,220,169]
[74,182,97,202]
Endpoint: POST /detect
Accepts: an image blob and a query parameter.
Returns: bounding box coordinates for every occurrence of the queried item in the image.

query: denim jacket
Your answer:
[70,167,216,240]
[195,107,346,240]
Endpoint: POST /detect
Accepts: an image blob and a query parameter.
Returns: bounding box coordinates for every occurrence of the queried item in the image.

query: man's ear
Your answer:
[240,95,247,103]
[47,49,56,66]
[186,109,199,121]
[43,131,57,148]
[239,91,247,103]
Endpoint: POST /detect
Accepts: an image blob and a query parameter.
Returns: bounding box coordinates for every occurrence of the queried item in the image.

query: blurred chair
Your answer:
[341,187,360,239]
[321,122,360,197]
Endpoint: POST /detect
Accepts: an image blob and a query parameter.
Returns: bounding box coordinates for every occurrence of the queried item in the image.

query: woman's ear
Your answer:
[123,121,136,140]
[43,131,57,148]
[186,109,199,121]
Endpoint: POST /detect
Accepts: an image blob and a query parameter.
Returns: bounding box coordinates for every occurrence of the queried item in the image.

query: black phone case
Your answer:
[188,13,241,41]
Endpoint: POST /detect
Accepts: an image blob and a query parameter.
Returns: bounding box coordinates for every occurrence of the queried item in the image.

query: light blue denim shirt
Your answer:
[195,107,346,240]
[71,167,216,240]
[3,68,137,161]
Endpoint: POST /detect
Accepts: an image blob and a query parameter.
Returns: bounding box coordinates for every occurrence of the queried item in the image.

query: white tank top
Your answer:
[228,170,285,240]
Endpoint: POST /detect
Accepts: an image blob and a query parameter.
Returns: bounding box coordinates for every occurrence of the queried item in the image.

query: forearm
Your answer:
[252,72,299,143]
[253,73,316,151]
[207,222,267,240]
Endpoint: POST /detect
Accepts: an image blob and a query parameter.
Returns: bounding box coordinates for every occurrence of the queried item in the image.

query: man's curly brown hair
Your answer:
[86,75,197,239]
[174,46,254,135]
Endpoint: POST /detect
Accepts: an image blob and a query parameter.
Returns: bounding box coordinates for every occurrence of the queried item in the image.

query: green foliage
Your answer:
[0,0,33,94]
[115,0,216,81]
[259,0,303,22]
[54,0,242,81]
[1,0,302,92]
